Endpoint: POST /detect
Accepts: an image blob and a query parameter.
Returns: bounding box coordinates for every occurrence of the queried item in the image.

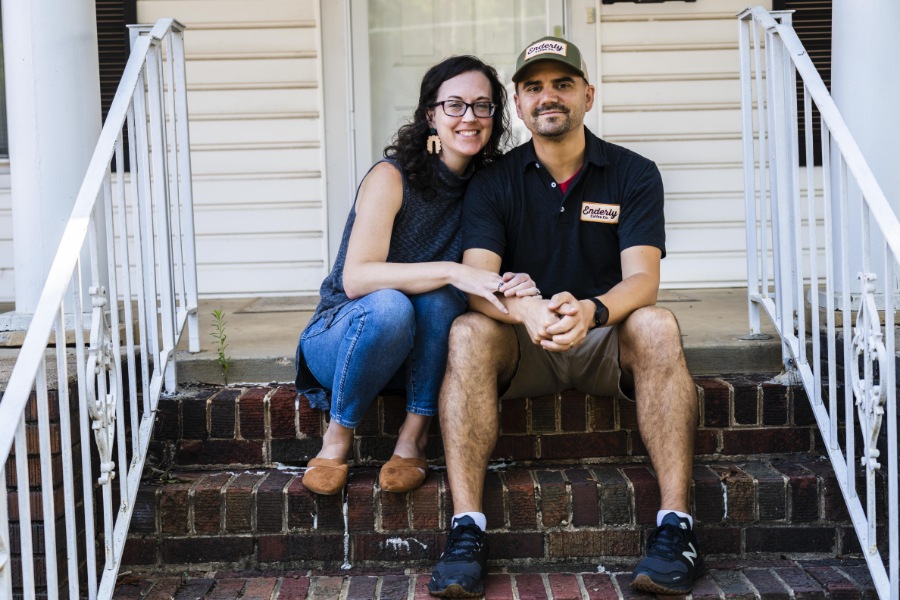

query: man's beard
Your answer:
[529,103,577,138]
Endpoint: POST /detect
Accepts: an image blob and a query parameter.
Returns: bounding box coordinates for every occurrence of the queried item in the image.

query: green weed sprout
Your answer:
[210,309,231,384]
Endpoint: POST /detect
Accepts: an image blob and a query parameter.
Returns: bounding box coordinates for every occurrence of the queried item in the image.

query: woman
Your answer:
[295,56,538,496]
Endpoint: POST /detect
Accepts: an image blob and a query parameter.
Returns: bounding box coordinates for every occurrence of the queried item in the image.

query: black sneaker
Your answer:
[428,516,489,598]
[630,513,705,594]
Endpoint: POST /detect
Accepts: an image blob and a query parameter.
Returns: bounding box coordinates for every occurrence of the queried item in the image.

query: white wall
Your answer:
[0,160,11,301]
[136,0,327,298]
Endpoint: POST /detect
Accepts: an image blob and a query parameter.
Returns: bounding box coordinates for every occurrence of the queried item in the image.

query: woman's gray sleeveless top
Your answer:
[295,158,472,398]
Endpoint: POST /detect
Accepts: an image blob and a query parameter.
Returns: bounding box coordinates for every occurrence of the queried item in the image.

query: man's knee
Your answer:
[447,312,513,365]
[621,306,684,360]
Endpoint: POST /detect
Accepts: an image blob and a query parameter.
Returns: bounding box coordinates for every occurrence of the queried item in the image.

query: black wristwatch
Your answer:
[585,298,609,328]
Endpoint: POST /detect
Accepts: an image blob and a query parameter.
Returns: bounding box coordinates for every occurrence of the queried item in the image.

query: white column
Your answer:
[830,0,900,302]
[0,0,105,326]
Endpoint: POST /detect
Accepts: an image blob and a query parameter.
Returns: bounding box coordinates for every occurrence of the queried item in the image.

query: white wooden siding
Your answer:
[0,161,12,301]
[136,0,326,297]
[599,0,779,288]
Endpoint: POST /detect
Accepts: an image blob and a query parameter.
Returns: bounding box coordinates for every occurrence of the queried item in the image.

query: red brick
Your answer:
[771,461,818,522]
[492,436,536,461]
[154,398,180,440]
[380,489,410,530]
[210,392,237,438]
[270,390,298,439]
[590,396,616,430]
[531,395,557,433]
[560,391,587,431]
[175,579,215,600]
[239,394,266,439]
[353,533,444,561]
[762,383,789,425]
[516,573,548,600]
[541,431,627,459]
[317,492,345,531]
[146,579,181,600]
[162,537,253,564]
[623,467,659,524]
[805,567,861,600]
[382,394,406,435]
[567,469,599,526]
[740,461,787,521]
[501,398,527,434]
[484,574,514,599]
[225,472,265,532]
[745,527,835,553]
[693,526,740,554]
[694,430,721,454]
[131,483,158,534]
[691,574,721,600]
[412,471,440,530]
[257,471,294,533]
[698,378,730,427]
[347,576,377,600]
[114,577,153,599]
[711,465,754,523]
[182,398,208,439]
[619,399,638,430]
[259,534,344,562]
[286,474,316,531]
[311,576,344,599]
[538,471,567,527]
[800,460,848,521]
[840,566,878,600]
[347,470,376,531]
[209,579,246,599]
[548,530,642,557]
[487,532,543,559]
[743,569,791,600]
[413,574,432,600]
[506,470,536,530]
[175,440,263,466]
[548,574,581,600]
[615,574,655,600]
[710,569,756,600]
[774,568,825,600]
[583,573,617,600]
[484,472,505,530]
[278,577,311,600]
[731,378,760,425]
[120,538,156,566]
[381,575,409,600]
[193,473,231,534]
[722,428,810,455]
[160,479,194,534]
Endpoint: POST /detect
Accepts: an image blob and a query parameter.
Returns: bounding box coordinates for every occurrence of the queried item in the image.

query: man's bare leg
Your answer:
[619,306,697,513]
[439,312,519,515]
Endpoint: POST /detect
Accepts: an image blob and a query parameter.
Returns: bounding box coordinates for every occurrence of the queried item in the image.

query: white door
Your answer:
[349,0,569,184]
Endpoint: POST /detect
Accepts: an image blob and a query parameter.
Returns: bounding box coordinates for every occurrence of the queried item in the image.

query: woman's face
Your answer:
[428,71,494,169]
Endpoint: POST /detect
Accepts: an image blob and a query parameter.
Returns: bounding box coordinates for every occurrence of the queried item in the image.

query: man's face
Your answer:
[514,61,594,140]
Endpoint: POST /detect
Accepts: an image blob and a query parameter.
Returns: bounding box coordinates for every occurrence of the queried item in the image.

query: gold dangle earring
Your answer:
[426,127,441,155]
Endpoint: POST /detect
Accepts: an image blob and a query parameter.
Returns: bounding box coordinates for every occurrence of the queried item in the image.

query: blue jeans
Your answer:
[299,286,467,428]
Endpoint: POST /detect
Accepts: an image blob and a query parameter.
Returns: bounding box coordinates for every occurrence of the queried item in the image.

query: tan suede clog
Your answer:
[302,458,349,495]
[379,455,428,493]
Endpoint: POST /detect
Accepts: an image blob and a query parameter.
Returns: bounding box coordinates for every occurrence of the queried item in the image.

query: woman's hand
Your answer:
[499,272,541,298]
[450,264,509,314]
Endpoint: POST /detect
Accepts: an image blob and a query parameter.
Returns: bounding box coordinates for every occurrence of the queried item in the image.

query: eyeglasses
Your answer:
[432,100,496,118]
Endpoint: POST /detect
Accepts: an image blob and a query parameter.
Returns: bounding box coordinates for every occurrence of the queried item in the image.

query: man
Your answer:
[427,37,703,598]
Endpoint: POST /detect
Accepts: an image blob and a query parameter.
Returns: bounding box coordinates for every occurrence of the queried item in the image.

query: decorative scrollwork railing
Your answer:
[0,18,199,600]
[738,7,898,600]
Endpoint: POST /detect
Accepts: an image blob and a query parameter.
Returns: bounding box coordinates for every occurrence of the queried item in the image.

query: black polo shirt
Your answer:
[462,126,665,300]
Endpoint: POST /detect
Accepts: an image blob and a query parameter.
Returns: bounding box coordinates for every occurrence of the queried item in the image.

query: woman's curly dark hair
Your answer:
[384,55,510,201]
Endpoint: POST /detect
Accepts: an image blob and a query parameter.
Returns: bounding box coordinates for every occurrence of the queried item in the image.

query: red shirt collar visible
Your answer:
[558,165,583,194]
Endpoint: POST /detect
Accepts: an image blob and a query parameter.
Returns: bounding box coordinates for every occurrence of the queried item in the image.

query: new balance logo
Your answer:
[683,543,697,566]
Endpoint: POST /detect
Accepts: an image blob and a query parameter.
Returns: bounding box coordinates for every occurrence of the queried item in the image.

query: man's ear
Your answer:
[584,84,596,113]
[513,93,524,120]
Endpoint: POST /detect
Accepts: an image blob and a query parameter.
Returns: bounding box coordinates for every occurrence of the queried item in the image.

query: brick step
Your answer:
[116,560,879,600]
[150,374,823,470]
[120,457,879,572]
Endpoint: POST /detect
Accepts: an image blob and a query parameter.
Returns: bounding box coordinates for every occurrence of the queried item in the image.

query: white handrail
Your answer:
[0,18,199,600]
[739,7,898,600]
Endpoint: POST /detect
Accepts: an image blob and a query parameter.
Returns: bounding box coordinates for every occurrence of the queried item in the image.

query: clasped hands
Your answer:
[521,291,594,352]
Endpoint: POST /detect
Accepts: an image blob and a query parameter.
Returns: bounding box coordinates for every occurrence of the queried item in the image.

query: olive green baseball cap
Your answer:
[511,36,589,84]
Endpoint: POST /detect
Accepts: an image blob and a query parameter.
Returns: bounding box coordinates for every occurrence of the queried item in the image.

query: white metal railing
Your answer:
[0,19,199,600]
[738,7,898,599]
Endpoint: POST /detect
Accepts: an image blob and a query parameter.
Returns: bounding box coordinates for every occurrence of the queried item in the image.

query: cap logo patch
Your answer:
[525,40,567,61]
[581,202,620,224]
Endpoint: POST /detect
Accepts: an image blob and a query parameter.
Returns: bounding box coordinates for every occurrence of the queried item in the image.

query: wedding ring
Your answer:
[569,342,574,348]
[497,282,503,291]
[535,288,541,295]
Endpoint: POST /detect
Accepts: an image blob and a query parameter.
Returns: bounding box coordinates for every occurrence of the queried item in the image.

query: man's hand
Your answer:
[543,292,594,352]
[517,298,562,345]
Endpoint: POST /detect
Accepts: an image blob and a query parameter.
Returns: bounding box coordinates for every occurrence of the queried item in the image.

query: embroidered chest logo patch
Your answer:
[581,202,620,223]
[525,40,567,60]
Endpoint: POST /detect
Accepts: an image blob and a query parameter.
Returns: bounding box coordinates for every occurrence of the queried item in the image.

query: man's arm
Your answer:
[542,245,661,351]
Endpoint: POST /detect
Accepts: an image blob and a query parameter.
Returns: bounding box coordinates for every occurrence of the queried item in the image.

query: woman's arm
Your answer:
[342,163,516,313]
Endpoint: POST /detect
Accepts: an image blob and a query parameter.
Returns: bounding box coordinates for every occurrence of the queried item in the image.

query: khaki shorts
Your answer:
[499,323,634,402]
